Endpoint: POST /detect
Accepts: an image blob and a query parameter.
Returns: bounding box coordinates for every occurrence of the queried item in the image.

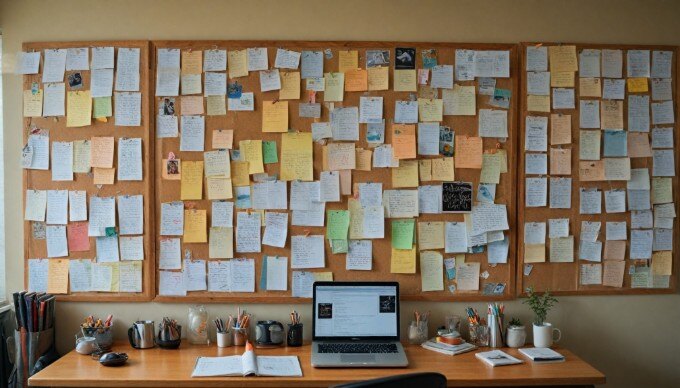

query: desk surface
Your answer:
[29,342,605,387]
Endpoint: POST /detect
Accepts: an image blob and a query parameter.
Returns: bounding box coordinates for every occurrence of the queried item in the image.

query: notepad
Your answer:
[518,347,565,363]
[192,350,302,377]
[475,350,523,367]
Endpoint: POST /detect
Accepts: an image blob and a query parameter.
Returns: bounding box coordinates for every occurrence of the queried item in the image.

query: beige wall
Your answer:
[1,1,680,387]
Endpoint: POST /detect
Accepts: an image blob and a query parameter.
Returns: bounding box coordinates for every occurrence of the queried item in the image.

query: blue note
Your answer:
[603,130,627,157]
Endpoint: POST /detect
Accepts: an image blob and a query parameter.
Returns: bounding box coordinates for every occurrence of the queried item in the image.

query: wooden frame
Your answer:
[517,42,679,296]
[22,41,154,302]
[151,40,519,303]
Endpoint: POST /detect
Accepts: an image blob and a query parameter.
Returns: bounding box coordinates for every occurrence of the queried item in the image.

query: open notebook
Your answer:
[192,349,302,377]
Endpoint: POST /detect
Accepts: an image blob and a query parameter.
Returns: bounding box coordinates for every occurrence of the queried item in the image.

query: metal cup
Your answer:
[128,320,155,349]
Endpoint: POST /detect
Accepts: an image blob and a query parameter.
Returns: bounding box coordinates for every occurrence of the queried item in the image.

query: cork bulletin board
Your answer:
[151,40,519,303]
[517,42,679,296]
[22,41,154,302]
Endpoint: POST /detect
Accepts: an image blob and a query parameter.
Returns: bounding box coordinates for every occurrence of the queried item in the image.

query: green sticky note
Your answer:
[326,210,350,240]
[93,96,112,118]
[331,239,348,254]
[263,141,278,164]
[105,227,117,237]
[260,256,268,290]
[391,220,415,249]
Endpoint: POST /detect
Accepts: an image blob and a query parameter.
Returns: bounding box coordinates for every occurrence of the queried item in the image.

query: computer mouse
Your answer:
[98,352,128,367]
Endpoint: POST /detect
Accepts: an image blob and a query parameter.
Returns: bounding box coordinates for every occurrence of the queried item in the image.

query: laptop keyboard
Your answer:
[318,343,399,354]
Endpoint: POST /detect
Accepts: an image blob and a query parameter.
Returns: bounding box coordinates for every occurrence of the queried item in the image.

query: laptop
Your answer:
[311,281,409,368]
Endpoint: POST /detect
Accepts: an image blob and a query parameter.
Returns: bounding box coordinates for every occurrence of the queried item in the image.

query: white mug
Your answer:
[533,323,561,348]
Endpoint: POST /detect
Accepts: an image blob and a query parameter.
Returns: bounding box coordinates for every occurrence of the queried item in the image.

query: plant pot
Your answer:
[505,325,526,348]
[532,323,561,348]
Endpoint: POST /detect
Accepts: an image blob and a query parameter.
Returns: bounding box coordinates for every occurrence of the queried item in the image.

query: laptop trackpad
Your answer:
[340,354,376,364]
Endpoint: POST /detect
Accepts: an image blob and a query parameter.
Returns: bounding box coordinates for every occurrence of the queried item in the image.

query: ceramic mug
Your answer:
[533,323,561,348]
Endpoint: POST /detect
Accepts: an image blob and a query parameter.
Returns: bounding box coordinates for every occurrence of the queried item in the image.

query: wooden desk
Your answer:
[29,342,605,387]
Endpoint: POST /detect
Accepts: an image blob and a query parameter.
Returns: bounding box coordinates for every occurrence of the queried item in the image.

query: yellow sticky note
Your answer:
[105,262,120,292]
[550,71,574,87]
[181,95,204,115]
[207,177,233,200]
[93,167,115,185]
[527,95,550,113]
[548,45,578,72]
[262,101,288,132]
[391,247,416,274]
[209,227,234,259]
[280,132,313,181]
[355,148,373,171]
[231,161,251,186]
[47,259,69,294]
[345,69,368,92]
[206,95,226,116]
[431,157,454,181]
[338,50,358,73]
[392,160,419,188]
[524,244,546,263]
[324,72,344,101]
[443,85,475,116]
[279,71,301,100]
[67,90,92,127]
[418,222,445,250]
[368,67,389,91]
[420,251,444,292]
[239,140,264,174]
[418,98,443,122]
[184,209,208,243]
[652,251,672,276]
[394,70,417,92]
[90,137,114,168]
[180,161,204,200]
[212,129,233,149]
[419,159,432,181]
[181,50,203,74]
[480,153,501,184]
[627,77,648,93]
[313,272,334,282]
[348,198,364,239]
[23,89,43,117]
[228,49,248,78]
[392,124,416,159]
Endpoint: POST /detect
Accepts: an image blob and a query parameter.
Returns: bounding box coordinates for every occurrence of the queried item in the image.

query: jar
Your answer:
[408,320,428,345]
[467,323,490,347]
[188,305,209,345]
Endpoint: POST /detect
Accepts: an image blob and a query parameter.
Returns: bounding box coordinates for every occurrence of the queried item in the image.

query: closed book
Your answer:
[475,350,523,367]
[519,347,565,363]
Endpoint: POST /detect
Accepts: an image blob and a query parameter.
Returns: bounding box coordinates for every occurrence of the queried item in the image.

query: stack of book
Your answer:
[421,338,476,355]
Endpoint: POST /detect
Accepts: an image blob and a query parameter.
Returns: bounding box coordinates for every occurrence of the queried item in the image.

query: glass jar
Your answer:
[468,323,490,347]
[408,320,428,345]
[188,305,209,345]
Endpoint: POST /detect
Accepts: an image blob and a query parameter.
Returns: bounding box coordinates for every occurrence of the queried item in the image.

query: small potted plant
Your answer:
[523,287,561,348]
[505,318,526,348]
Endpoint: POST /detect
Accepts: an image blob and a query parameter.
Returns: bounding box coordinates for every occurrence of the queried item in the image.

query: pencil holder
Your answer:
[408,320,428,345]
[82,326,113,351]
[217,331,233,348]
[232,327,249,346]
[468,323,490,347]
[287,324,303,347]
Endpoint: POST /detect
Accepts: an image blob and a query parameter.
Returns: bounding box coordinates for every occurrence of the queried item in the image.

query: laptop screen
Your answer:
[313,283,399,339]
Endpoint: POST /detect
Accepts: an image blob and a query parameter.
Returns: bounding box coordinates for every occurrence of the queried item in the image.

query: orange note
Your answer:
[93,168,115,185]
[345,69,368,92]
[391,124,416,159]
[67,222,90,252]
[603,240,626,261]
[550,148,571,175]
[90,137,114,168]
[579,161,605,181]
[550,114,572,145]
[355,148,373,171]
[181,96,204,115]
[338,50,358,73]
[454,136,483,169]
[47,259,69,294]
[212,129,234,149]
[627,132,652,158]
[181,50,203,74]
